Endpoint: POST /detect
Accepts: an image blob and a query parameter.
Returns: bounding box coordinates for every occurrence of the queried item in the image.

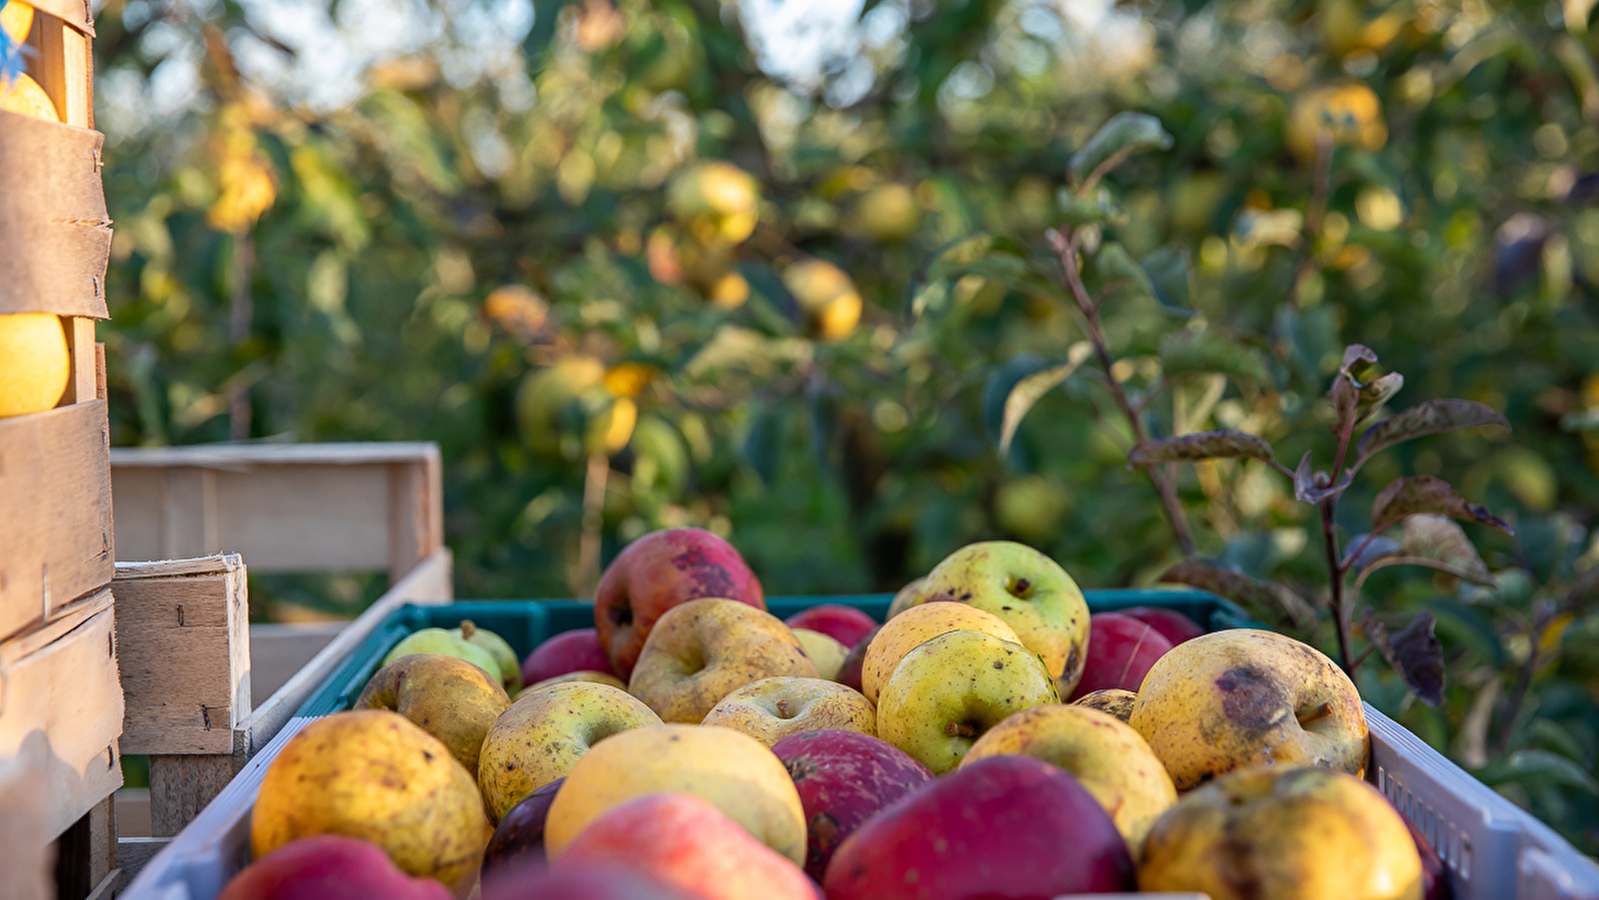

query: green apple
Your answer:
[915,541,1091,697]
[382,626,498,680]
[875,629,1059,774]
[457,621,522,693]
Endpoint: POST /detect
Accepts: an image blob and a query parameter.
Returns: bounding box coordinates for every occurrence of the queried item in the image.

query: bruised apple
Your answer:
[1073,688,1137,723]
[594,528,764,679]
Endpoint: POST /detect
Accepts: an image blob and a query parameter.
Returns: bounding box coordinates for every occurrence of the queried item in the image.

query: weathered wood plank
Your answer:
[0,401,114,642]
[147,755,236,838]
[0,108,109,319]
[53,795,115,900]
[114,555,249,756]
[59,317,97,407]
[0,592,123,840]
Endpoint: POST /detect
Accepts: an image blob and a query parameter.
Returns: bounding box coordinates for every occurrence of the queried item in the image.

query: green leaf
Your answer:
[1069,112,1174,183]
[1475,749,1599,795]
[1159,331,1273,383]
[743,403,786,486]
[1371,475,1514,535]
[1059,188,1125,227]
[983,348,1092,456]
[1141,246,1197,316]
[1158,559,1317,629]
[1128,430,1277,467]
[1356,399,1511,463]
[1093,242,1156,296]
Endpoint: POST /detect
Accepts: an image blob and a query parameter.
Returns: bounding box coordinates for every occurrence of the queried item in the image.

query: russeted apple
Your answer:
[628,598,818,723]
[1129,628,1368,790]
[544,724,807,865]
[594,527,765,679]
[354,653,510,778]
[521,627,617,686]
[481,777,564,878]
[912,541,1092,695]
[770,729,933,881]
[822,754,1134,899]
[250,711,490,892]
[784,604,878,649]
[1069,612,1175,700]
[218,835,452,900]
[1073,688,1137,722]
[478,681,661,822]
[701,677,875,746]
[1139,765,1424,900]
[557,792,821,900]
[875,628,1058,774]
[961,703,1176,850]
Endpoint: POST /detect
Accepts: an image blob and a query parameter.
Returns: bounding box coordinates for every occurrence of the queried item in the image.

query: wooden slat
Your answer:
[0,751,54,900]
[24,0,94,36]
[30,12,91,129]
[228,548,452,764]
[109,443,443,577]
[0,591,124,840]
[0,110,110,318]
[0,401,114,643]
[114,556,249,756]
[54,795,115,900]
[146,755,237,838]
[114,838,168,889]
[59,317,97,407]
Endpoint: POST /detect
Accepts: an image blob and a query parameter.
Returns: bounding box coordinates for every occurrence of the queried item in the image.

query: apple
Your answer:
[885,578,925,619]
[1072,688,1137,723]
[522,628,617,686]
[353,653,510,778]
[545,724,807,864]
[481,861,708,900]
[516,670,628,700]
[791,629,848,680]
[460,621,524,693]
[859,601,1021,705]
[770,729,933,881]
[701,677,876,745]
[915,541,1092,696]
[784,605,877,649]
[1138,765,1423,900]
[218,835,452,900]
[594,528,765,679]
[250,711,490,891]
[1129,628,1369,790]
[822,754,1134,899]
[961,703,1176,850]
[835,626,877,693]
[1407,814,1449,900]
[381,627,500,682]
[875,629,1058,774]
[1119,605,1206,645]
[481,777,564,879]
[783,259,862,342]
[557,793,820,900]
[1068,613,1175,700]
[479,681,662,822]
[628,598,818,723]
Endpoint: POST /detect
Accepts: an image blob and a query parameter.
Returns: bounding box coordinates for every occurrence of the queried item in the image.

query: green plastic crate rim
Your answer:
[295,588,1253,718]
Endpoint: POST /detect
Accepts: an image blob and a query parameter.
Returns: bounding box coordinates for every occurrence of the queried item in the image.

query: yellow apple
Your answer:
[701,676,875,745]
[1073,688,1137,723]
[793,628,848,680]
[860,601,1022,705]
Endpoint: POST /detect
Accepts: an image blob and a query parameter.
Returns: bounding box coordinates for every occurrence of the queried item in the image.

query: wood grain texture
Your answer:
[30,12,91,128]
[0,591,124,840]
[109,443,443,576]
[60,317,97,407]
[114,555,250,755]
[113,838,168,890]
[147,755,236,838]
[0,110,110,318]
[230,548,452,763]
[0,401,114,643]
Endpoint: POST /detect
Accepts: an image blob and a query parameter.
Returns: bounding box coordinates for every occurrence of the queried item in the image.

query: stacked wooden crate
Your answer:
[0,2,122,897]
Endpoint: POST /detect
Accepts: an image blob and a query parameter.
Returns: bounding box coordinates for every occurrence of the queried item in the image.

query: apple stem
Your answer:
[460,620,476,640]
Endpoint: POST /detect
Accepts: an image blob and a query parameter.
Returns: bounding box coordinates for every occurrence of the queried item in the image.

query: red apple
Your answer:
[783,605,877,650]
[1406,811,1451,900]
[822,754,1133,900]
[481,860,708,900]
[1119,606,1205,645]
[835,627,878,693]
[218,835,452,900]
[594,528,765,679]
[482,777,564,878]
[522,629,617,686]
[557,792,820,900]
[1068,612,1175,701]
[770,729,932,880]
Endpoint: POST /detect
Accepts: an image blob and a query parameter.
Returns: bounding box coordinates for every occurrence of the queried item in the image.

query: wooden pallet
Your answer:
[1,4,119,898]
[105,444,451,886]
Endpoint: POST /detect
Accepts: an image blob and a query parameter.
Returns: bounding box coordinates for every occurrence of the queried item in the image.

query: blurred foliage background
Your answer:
[90,0,1599,851]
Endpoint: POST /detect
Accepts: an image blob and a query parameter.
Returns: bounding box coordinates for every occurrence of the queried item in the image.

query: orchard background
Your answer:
[92,0,1599,851]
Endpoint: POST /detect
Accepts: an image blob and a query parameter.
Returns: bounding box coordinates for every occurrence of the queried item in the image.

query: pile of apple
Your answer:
[222,528,1447,900]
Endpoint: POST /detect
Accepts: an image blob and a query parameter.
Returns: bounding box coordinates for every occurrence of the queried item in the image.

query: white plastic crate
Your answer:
[123,705,1599,899]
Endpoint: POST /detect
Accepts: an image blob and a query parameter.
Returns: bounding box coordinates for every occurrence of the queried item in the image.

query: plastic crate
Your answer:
[122,593,1599,900]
